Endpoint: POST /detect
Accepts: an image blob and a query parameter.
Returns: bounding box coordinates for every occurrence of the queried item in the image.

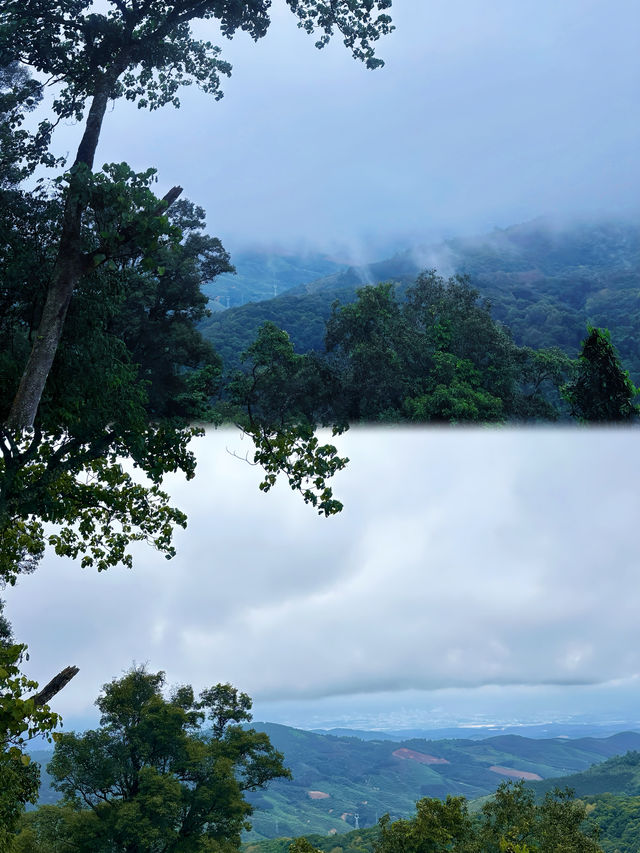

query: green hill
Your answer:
[523,752,640,852]
[530,750,640,799]
[29,725,640,841]
[242,725,640,840]
[203,251,347,310]
[245,751,640,853]
[201,218,640,379]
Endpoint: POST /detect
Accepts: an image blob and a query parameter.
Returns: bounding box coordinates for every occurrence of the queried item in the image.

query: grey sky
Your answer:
[6,428,640,730]
[46,0,640,255]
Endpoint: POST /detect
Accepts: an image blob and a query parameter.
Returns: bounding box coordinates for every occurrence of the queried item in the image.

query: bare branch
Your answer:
[30,665,79,706]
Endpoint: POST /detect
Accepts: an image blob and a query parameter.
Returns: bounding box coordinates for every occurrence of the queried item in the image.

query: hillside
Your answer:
[526,752,640,853]
[530,749,640,799]
[203,251,348,310]
[243,725,640,840]
[201,218,640,379]
[246,750,640,853]
[245,792,640,853]
[28,726,640,842]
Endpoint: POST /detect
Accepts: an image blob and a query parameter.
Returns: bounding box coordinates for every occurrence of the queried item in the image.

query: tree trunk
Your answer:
[6,67,123,430]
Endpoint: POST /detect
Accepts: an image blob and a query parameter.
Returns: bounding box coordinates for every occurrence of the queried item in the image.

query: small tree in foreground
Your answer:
[18,668,290,852]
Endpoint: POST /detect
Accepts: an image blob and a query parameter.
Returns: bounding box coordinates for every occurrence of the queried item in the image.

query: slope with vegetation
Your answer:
[202,219,640,385]
[240,727,640,840]
[248,753,640,853]
[205,251,347,310]
[247,780,603,853]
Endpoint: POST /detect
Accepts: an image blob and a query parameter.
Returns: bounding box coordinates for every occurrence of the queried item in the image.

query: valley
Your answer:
[28,723,640,842]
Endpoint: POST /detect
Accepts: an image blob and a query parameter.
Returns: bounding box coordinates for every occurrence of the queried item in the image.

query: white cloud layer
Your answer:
[5,428,640,727]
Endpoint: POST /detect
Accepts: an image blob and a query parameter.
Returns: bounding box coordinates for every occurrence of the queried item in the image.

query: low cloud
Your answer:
[5,428,640,725]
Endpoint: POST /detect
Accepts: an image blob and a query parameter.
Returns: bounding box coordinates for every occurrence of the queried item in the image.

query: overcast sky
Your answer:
[47,0,640,256]
[6,428,640,731]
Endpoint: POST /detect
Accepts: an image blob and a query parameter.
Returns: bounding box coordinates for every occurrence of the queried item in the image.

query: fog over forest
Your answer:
[45,0,640,256]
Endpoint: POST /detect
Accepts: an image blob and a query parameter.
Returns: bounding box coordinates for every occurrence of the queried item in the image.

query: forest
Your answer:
[1,0,639,851]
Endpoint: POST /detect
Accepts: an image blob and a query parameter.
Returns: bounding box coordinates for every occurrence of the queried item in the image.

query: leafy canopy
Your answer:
[374,781,602,853]
[28,667,291,852]
[0,0,394,581]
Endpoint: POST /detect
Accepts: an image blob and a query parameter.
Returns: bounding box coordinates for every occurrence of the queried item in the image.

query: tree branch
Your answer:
[30,665,79,706]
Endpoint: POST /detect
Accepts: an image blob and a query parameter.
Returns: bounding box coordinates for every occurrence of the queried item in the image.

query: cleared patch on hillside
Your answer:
[392,748,450,765]
[489,765,543,781]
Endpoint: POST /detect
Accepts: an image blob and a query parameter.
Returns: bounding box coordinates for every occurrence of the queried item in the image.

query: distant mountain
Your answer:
[27,725,640,841]
[241,724,640,840]
[202,251,347,310]
[314,721,640,741]
[200,218,640,379]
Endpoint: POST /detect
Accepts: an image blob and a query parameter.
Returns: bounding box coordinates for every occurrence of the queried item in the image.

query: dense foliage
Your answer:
[0,603,62,847]
[14,668,290,852]
[202,219,640,390]
[220,273,580,427]
[325,274,528,422]
[0,162,230,583]
[562,326,639,422]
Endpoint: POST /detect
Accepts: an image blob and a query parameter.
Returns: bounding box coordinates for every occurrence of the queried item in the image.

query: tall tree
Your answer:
[1,0,393,429]
[33,668,290,852]
[0,0,392,580]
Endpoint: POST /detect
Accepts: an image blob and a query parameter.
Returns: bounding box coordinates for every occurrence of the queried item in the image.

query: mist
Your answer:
[39,0,640,256]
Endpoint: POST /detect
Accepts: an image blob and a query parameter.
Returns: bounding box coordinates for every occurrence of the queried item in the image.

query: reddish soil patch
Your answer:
[489,765,543,781]
[392,748,450,765]
[307,790,330,799]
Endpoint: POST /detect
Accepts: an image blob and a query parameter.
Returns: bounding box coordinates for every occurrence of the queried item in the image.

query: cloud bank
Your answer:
[5,428,640,725]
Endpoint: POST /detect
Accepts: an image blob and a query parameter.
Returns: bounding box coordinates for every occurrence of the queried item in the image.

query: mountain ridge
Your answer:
[200,217,640,380]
